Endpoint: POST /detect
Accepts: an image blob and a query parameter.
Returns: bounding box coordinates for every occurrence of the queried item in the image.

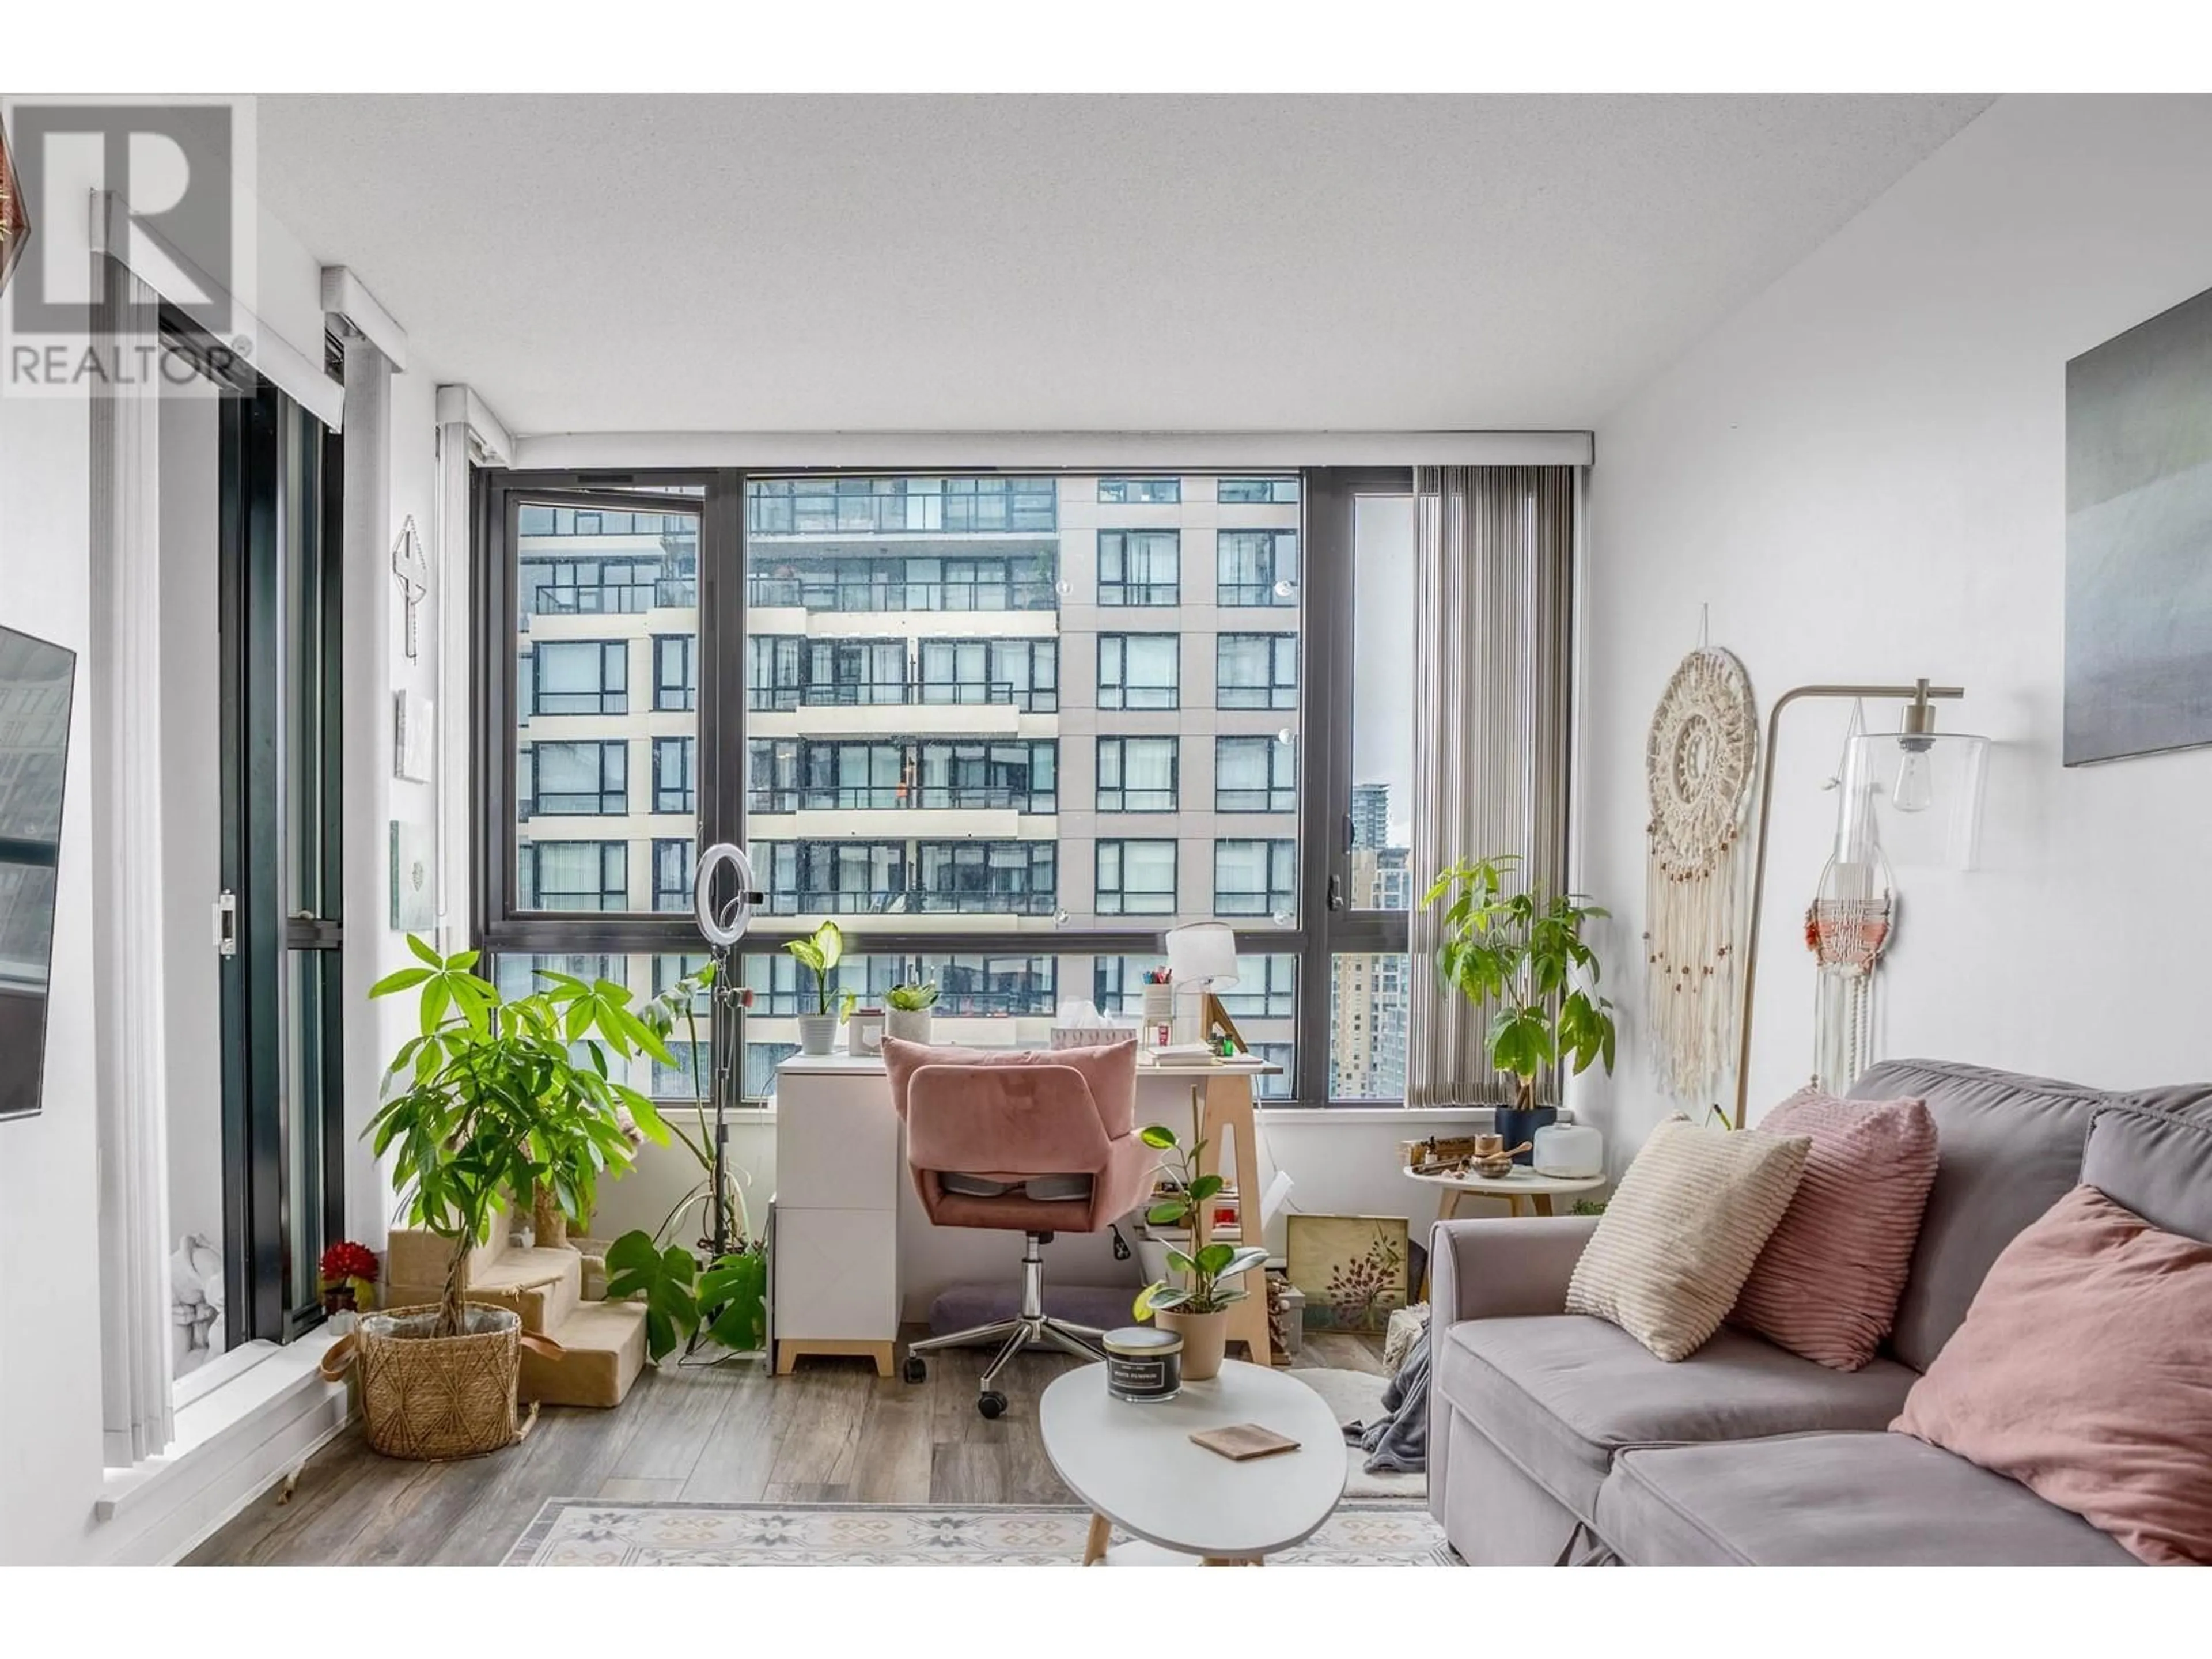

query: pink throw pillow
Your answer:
[1892,1184,2212,1566]
[1730,1088,1937,1370]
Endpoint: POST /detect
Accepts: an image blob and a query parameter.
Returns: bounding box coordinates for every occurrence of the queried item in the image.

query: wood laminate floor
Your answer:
[184,1327,1392,1566]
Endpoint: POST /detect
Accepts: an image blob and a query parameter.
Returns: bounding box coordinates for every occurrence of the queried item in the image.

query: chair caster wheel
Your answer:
[977,1391,1007,1420]
[902,1356,927,1384]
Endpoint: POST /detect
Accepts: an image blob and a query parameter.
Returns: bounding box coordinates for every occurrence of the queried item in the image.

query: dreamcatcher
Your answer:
[1803,707,1895,1092]
[1644,645,1759,1101]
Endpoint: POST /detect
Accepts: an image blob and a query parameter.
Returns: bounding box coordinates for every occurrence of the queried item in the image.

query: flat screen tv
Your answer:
[0,623,75,1120]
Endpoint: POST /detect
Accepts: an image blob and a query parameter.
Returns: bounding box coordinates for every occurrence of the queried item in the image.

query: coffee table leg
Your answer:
[1083,1512,1111,1565]
[1531,1194,1554,1217]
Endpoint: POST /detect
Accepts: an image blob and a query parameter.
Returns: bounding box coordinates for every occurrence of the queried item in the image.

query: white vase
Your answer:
[885,1007,933,1046]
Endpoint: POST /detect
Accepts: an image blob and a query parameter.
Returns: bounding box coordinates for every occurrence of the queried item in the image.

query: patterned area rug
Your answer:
[505,1499,1453,1566]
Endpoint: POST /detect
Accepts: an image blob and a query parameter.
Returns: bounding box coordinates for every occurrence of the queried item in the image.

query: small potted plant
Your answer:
[885,978,939,1044]
[319,1240,379,1331]
[784,921,844,1055]
[1424,853,1617,1160]
[1134,1088,1268,1380]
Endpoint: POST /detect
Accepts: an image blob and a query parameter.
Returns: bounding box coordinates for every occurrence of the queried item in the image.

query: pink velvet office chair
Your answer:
[882,1037,1154,1418]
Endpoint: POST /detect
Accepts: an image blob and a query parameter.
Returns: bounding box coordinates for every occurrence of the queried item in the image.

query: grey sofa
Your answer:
[1428,1060,2212,1566]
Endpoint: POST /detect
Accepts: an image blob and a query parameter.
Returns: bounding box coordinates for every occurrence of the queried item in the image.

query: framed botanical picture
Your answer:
[1285,1214,1409,1334]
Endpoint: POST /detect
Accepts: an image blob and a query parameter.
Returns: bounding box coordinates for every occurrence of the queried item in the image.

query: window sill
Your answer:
[97,1331,345,1522]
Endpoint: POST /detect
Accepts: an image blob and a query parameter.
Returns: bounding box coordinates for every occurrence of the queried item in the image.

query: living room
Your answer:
[2,8,2206,1642]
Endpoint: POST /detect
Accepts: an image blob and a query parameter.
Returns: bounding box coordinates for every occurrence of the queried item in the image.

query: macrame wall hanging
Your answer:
[1644,644,1758,1101]
[1804,704,1895,1092]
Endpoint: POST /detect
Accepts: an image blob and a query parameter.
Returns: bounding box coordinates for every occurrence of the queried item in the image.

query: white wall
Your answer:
[1575,95,2212,1162]
[157,384,224,1261]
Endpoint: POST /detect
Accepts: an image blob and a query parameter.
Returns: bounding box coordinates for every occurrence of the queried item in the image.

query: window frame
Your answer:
[1095,734,1179,813]
[475,465,1427,1107]
[1094,836,1179,916]
[1097,528,1182,607]
[1217,631,1299,710]
[1097,631,1181,711]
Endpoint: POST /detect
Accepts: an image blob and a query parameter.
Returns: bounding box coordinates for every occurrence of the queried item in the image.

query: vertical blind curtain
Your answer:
[1406,466,1576,1109]
[91,256,176,1464]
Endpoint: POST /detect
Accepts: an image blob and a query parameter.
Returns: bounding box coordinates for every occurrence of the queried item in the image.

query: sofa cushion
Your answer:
[1849,1059,2107,1370]
[1565,1116,1810,1361]
[1893,1183,2212,1566]
[1732,1088,1938,1370]
[2082,1103,2212,1244]
[1596,1432,2138,1566]
[1435,1313,1916,1522]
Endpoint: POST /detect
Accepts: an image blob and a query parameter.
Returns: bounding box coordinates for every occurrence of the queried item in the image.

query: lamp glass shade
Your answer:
[1840,731,1990,870]
[1164,921,1239,988]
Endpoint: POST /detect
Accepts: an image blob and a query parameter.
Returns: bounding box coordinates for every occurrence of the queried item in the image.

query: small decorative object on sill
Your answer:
[1103,1325,1183,1403]
[1642,645,1758,1103]
[319,1240,380,1332]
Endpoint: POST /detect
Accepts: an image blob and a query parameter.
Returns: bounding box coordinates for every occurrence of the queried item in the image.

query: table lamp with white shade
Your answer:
[1164,922,1245,1052]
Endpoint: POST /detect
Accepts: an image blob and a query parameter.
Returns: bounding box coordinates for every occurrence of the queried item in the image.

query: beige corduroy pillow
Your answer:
[1566,1115,1812,1361]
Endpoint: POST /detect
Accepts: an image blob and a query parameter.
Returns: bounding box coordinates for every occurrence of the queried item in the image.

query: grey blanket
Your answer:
[1342,1328,1430,1474]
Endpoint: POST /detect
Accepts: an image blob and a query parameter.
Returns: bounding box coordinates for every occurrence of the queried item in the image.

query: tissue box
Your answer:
[1052,1022,1134,1049]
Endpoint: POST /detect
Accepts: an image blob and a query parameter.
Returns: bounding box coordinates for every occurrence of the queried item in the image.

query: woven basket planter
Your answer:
[323,1302,555,1461]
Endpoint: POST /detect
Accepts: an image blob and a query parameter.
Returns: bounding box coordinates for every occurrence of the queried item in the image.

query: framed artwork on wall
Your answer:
[2065,281,2212,765]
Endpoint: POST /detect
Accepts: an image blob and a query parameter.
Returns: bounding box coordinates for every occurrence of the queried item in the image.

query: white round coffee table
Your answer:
[1403,1164,1605,1221]
[1040,1359,1347,1565]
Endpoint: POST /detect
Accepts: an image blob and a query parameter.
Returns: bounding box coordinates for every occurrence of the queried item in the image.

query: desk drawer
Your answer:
[772,1207,896,1342]
[777,1074,902,1209]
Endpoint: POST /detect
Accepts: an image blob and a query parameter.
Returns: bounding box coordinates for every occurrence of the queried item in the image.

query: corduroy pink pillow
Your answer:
[1730,1088,1937,1370]
[1892,1184,2212,1566]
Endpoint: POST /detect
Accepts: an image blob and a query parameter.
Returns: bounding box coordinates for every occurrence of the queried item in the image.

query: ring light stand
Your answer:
[692,842,763,1262]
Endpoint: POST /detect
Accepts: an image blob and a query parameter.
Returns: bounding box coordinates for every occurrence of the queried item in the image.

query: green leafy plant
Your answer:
[1424,853,1617,1111]
[783,920,844,1015]
[367,937,671,1336]
[608,961,770,1362]
[1133,1088,1267,1319]
[887,980,940,1012]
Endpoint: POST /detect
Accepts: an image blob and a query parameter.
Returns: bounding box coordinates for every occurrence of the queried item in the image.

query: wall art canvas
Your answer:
[389,820,434,931]
[2065,281,2212,764]
[1285,1213,1408,1334]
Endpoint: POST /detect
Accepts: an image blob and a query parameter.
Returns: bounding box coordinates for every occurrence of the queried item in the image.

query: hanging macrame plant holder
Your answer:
[1644,646,1758,1101]
[1804,703,1895,1093]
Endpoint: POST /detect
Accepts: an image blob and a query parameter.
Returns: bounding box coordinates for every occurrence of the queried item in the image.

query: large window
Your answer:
[653,737,695,815]
[524,739,627,816]
[1096,839,1177,915]
[482,468,1427,1107]
[1099,634,1180,710]
[531,641,628,715]
[521,841,628,911]
[1098,530,1181,606]
[1214,838,1296,918]
[1217,633,1298,709]
[1215,734,1295,812]
[1096,736,1178,812]
[1218,529,1300,606]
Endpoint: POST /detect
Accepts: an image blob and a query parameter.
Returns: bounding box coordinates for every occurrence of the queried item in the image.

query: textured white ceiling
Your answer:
[256,94,1991,437]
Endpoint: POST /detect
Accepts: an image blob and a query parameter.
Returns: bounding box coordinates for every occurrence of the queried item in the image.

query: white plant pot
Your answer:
[796,1013,838,1056]
[885,1007,934,1046]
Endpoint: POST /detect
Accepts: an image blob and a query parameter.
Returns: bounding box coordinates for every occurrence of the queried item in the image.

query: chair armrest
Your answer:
[1428,1215,1599,1324]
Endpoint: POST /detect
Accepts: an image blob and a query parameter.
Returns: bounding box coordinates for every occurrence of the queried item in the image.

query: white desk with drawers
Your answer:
[768,1049,1278,1377]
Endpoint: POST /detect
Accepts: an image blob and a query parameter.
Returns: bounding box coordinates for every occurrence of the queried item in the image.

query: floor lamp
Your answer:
[1732,679,1965,1127]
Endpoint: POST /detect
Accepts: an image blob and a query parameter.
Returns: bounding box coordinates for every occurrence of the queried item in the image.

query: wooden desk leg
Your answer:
[1531,1195,1554,1218]
[1199,1073,1272,1366]
[1083,1513,1112,1565]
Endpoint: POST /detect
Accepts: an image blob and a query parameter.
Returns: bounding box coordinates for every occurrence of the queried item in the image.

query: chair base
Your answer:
[902,1230,1107,1408]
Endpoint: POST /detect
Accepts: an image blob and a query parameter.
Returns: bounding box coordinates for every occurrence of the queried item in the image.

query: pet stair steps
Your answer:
[381,1228,649,1410]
